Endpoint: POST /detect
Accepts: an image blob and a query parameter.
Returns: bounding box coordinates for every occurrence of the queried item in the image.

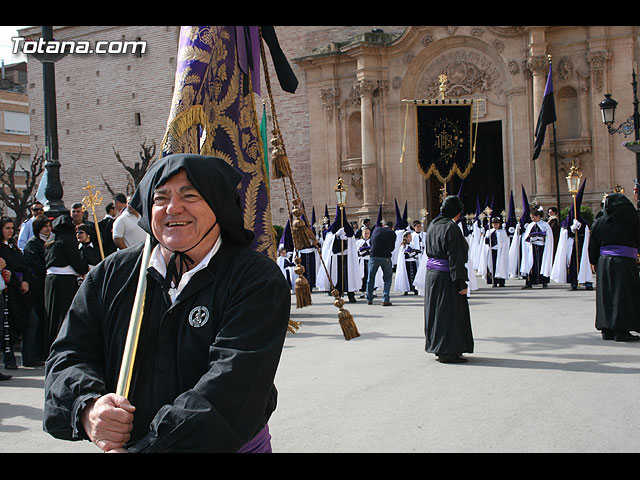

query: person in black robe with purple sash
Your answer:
[423,196,474,363]
[588,193,640,341]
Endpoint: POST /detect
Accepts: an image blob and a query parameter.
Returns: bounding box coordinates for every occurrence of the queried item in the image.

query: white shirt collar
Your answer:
[149,235,222,304]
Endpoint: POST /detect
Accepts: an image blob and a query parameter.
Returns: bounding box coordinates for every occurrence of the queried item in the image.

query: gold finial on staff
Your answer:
[81,181,106,260]
[439,183,447,203]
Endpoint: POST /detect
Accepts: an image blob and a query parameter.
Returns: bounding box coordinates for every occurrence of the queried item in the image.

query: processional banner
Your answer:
[416,101,474,183]
[161,26,275,258]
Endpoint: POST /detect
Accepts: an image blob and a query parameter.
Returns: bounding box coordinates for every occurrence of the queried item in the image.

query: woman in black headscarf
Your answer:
[0,216,41,368]
[588,193,640,341]
[23,214,52,363]
[75,223,102,269]
[423,196,474,363]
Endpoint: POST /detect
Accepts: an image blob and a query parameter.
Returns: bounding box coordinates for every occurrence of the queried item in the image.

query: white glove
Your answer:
[570,219,581,233]
[335,227,347,239]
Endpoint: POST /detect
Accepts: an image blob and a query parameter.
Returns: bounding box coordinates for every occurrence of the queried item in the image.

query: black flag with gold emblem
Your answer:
[416,102,474,183]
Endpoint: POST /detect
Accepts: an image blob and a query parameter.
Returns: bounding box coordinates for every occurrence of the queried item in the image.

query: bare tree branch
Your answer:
[0,146,45,225]
[111,139,157,196]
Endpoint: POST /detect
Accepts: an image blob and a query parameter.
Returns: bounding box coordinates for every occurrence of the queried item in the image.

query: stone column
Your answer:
[587,49,612,191]
[357,79,378,214]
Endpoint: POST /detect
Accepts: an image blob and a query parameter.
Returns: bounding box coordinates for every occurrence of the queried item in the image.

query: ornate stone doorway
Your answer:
[425,120,505,218]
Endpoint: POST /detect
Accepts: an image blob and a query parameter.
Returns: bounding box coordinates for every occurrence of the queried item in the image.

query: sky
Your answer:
[0,25,30,65]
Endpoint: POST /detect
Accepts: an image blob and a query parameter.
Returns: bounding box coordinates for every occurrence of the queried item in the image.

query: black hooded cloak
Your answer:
[423,196,474,357]
[43,215,89,355]
[43,154,291,452]
[588,193,640,334]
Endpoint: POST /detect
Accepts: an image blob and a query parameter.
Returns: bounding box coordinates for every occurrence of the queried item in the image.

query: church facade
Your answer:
[288,25,639,225]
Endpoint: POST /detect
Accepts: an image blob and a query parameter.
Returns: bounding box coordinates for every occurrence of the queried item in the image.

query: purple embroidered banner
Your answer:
[162,26,275,259]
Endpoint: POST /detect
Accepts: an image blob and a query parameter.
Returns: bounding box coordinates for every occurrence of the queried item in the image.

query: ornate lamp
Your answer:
[599,93,618,129]
[334,177,347,207]
[599,71,640,211]
[566,160,582,196]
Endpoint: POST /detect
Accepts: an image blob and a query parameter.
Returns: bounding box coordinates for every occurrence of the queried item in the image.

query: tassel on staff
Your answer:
[332,290,359,340]
[290,199,314,250]
[294,257,312,308]
[270,133,292,179]
[261,29,358,339]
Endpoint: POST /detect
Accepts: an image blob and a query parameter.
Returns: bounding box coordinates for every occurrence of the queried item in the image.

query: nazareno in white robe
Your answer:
[550,225,593,284]
[478,227,510,281]
[316,230,360,293]
[520,220,554,278]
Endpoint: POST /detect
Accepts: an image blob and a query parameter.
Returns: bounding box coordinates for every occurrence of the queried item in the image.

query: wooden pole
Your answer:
[115,234,152,398]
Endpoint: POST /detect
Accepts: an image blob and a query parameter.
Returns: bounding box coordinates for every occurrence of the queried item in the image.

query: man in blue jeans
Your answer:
[367,220,396,306]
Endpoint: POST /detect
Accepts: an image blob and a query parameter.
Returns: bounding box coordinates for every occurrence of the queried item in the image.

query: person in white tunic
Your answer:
[520,205,554,289]
[394,231,421,295]
[316,205,360,303]
[478,217,509,287]
[356,227,382,297]
[550,181,593,290]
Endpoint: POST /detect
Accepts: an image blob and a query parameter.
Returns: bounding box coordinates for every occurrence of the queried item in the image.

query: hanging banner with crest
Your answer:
[415,99,475,183]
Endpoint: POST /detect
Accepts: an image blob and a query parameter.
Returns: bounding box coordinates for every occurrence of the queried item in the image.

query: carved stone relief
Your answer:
[319,87,340,121]
[558,57,573,81]
[586,50,610,93]
[416,49,505,100]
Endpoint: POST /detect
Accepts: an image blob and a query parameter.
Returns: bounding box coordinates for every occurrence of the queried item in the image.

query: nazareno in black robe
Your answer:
[423,215,474,356]
[43,154,291,452]
[588,193,640,333]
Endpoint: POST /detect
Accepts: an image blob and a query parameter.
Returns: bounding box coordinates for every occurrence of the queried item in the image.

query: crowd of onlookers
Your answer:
[0,194,146,380]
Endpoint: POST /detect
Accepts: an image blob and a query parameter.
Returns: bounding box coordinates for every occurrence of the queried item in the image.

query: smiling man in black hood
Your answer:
[43,153,291,453]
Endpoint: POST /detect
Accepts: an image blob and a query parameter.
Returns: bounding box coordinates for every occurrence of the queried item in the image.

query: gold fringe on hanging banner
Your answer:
[161,105,213,156]
[294,257,312,308]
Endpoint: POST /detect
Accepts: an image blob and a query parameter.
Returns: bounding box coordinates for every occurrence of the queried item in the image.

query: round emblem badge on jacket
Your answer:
[188,306,209,328]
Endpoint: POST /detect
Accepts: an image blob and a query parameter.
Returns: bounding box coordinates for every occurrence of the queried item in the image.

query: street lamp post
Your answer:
[30,26,69,218]
[599,70,640,210]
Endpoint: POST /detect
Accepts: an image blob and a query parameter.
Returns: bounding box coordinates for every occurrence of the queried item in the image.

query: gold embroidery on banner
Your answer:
[163,27,274,258]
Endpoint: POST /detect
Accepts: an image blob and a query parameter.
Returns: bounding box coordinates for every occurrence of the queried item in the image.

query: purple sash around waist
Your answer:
[599,245,638,259]
[237,424,272,453]
[427,257,450,272]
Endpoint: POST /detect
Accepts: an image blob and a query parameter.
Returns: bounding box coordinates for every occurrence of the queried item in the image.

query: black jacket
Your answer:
[45,215,89,275]
[369,226,396,258]
[43,240,290,452]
